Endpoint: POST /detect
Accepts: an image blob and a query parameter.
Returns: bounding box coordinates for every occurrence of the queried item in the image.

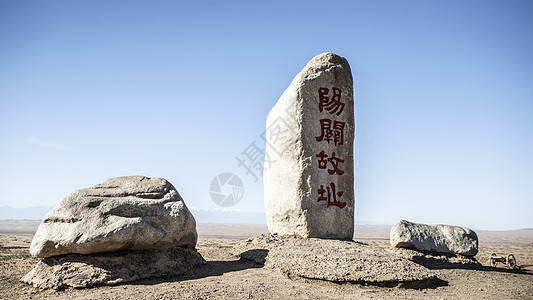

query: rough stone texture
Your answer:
[30,176,197,258]
[21,247,205,290]
[233,234,435,284]
[264,52,354,239]
[390,220,479,256]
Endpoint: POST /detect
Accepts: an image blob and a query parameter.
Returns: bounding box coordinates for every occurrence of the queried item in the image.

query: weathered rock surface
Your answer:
[264,52,355,239]
[22,246,205,290]
[30,176,197,258]
[233,234,435,284]
[390,220,479,256]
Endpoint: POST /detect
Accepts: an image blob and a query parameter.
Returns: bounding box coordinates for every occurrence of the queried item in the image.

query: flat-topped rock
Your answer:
[390,220,479,256]
[233,234,435,284]
[30,176,198,258]
[264,52,355,239]
[22,246,205,290]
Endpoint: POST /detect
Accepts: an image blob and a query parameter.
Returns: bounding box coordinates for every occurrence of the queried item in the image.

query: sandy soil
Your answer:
[1,222,532,299]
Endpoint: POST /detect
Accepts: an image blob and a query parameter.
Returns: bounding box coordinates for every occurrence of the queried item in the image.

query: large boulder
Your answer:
[264,52,355,239]
[390,220,478,256]
[30,176,197,258]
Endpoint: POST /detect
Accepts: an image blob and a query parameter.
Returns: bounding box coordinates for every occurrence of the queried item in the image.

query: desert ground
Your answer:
[1,221,532,299]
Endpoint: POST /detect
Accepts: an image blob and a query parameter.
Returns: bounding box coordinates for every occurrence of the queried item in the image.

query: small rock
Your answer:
[390,220,478,256]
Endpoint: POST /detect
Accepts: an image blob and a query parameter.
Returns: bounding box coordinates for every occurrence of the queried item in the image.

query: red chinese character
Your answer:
[333,121,345,145]
[318,87,345,116]
[317,182,346,208]
[327,152,344,175]
[316,119,333,143]
[316,150,344,175]
[315,119,345,146]
[316,150,328,169]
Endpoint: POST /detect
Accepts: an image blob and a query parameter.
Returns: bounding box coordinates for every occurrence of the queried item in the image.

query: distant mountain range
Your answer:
[188,207,267,224]
[0,206,52,220]
[0,206,385,226]
[0,205,267,224]
[3,206,529,231]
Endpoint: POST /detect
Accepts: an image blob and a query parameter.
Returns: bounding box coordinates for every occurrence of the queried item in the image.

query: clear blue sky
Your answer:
[1,1,532,230]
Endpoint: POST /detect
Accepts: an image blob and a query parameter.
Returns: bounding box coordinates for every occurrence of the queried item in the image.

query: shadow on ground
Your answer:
[129,249,269,287]
[183,249,269,280]
[410,255,533,275]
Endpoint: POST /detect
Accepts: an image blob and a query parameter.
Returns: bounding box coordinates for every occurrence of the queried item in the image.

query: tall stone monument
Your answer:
[264,52,354,239]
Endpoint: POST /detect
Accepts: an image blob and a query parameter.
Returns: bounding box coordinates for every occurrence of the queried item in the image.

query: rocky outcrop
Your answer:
[234,234,435,284]
[22,246,205,290]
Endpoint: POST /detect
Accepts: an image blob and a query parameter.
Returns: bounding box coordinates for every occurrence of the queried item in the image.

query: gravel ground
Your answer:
[1,224,532,299]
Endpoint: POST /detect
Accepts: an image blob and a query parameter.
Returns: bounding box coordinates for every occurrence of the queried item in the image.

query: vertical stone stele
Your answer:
[264,52,354,239]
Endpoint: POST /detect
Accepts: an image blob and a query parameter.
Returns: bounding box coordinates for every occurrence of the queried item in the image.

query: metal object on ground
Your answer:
[489,253,519,270]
